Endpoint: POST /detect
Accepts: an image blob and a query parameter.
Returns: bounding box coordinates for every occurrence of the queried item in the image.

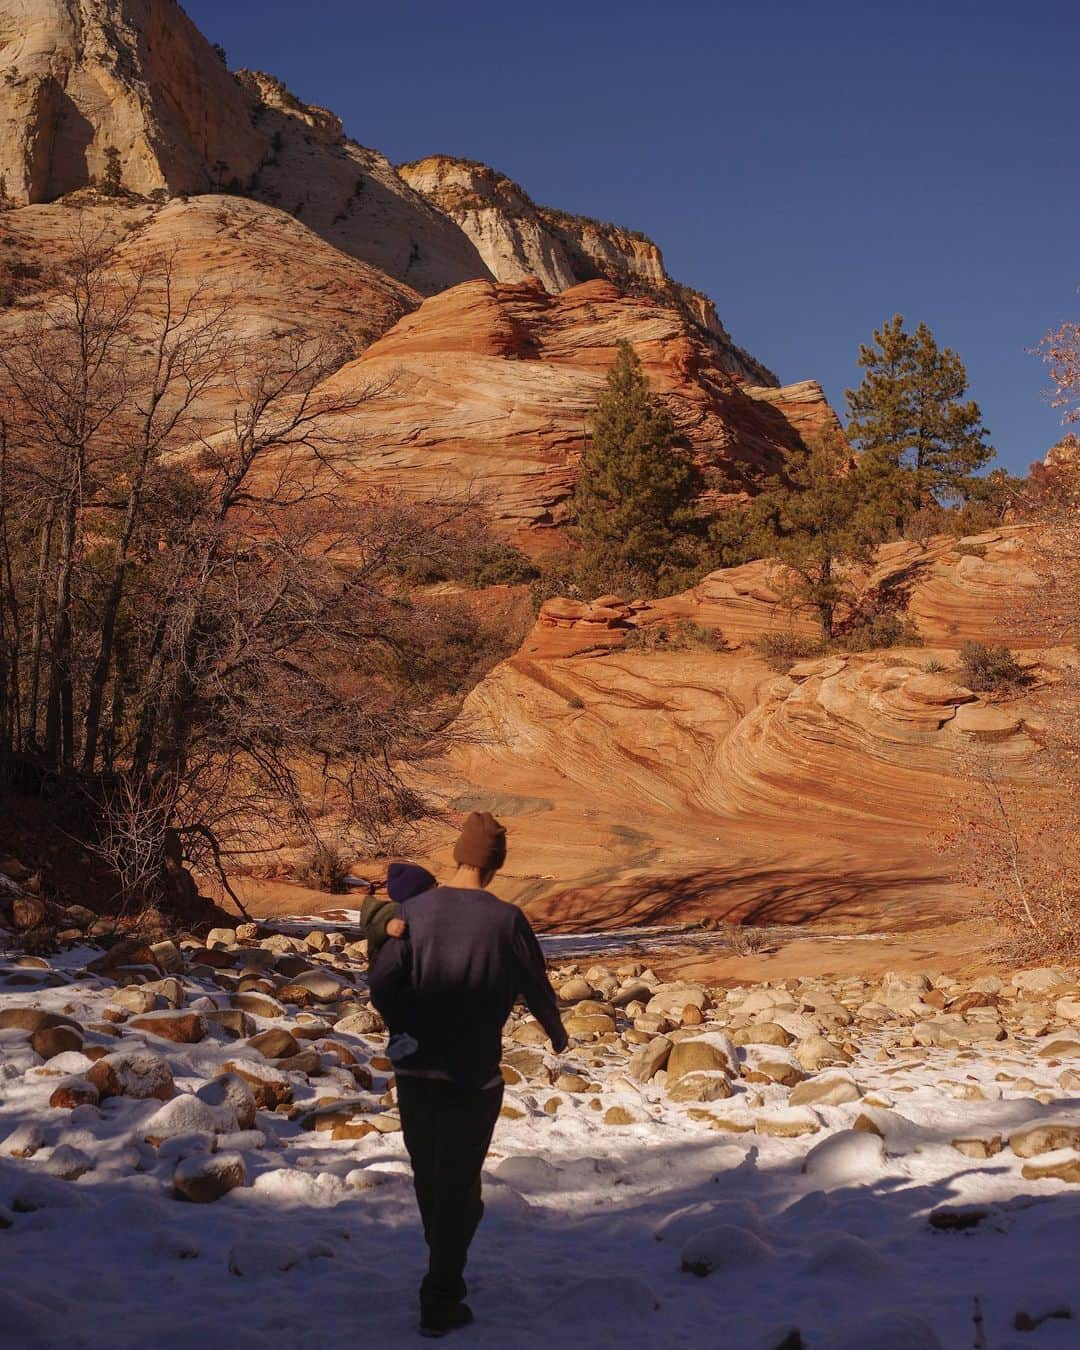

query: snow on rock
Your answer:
[494,1153,562,1193]
[143,1091,239,1143]
[1,1121,46,1157]
[43,1144,94,1180]
[173,1151,246,1203]
[679,1223,774,1275]
[801,1231,892,1277]
[87,1049,175,1101]
[801,1128,887,1187]
[479,1176,533,1222]
[251,1167,350,1206]
[3,926,1080,1347]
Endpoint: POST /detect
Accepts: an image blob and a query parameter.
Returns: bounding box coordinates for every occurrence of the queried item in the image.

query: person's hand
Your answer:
[386,917,407,939]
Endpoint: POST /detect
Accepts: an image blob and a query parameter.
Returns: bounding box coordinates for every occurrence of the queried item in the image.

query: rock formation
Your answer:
[399,154,776,383]
[0,0,801,404]
[412,525,1064,932]
[0,192,419,351]
[0,0,489,293]
[303,277,838,549]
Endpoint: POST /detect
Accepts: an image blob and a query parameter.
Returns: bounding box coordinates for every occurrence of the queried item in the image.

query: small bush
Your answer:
[835,611,923,653]
[399,596,522,698]
[923,657,947,673]
[751,632,823,672]
[624,620,724,653]
[953,541,987,558]
[958,641,1026,693]
[295,840,351,893]
[725,923,771,956]
[395,520,538,589]
[567,695,585,709]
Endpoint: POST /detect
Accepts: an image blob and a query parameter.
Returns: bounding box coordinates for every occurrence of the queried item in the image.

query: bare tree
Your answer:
[947,320,1080,960]
[0,230,497,917]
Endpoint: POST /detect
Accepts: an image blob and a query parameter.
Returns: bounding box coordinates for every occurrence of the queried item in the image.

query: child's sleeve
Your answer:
[361,897,401,949]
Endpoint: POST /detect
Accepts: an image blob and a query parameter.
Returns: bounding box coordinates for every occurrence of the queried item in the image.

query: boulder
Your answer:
[1009,1120,1080,1158]
[731,1021,793,1048]
[794,1035,849,1072]
[128,1011,207,1044]
[199,1074,257,1130]
[679,1224,774,1276]
[666,1035,738,1083]
[558,978,594,1001]
[628,1035,672,1084]
[645,985,708,1019]
[332,1008,384,1036]
[1020,1150,1080,1184]
[0,1008,81,1035]
[220,1060,293,1109]
[802,1129,886,1186]
[49,1077,100,1109]
[231,992,288,1019]
[789,1074,861,1107]
[563,1012,616,1037]
[31,1026,84,1060]
[246,1028,300,1060]
[667,1071,734,1103]
[174,1152,246,1203]
[87,1049,175,1101]
[108,987,159,1015]
[44,1145,94,1181]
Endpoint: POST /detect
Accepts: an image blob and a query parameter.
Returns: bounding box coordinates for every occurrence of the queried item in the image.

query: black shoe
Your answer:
[419,1301,474,1338]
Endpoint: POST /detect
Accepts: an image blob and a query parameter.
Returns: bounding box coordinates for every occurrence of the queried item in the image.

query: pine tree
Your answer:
[573,341,700,589]
[846,314,993,508]
[100,147,123,198]
[750,427,893,641]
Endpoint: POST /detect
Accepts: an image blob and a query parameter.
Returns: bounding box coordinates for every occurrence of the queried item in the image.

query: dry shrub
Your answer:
[835,610,922,653]
[624,620,725,653]
[958,641,1026,694]
[725,923,771,956]
[295,840,351,893]
[946,347,1079,959]
[751,631,823,672]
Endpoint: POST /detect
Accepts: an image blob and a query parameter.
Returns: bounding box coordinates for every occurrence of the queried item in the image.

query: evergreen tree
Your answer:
[750,427,893,640]
[573,341,700,588]
[100,147,123,198]
[846,315,993,508]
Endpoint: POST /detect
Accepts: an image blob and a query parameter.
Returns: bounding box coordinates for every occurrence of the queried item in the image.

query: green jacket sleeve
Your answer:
[360,895,401,962]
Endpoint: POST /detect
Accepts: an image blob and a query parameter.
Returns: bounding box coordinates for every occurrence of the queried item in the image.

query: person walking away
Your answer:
[369,812,567,1338]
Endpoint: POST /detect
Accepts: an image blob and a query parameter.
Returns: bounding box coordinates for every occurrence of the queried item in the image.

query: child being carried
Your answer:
[360,862,437,963]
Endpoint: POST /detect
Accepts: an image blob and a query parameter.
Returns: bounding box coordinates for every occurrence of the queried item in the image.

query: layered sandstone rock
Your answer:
[0,193,418,352]
[233,71,489,295]
[303,277,837,550]
[643,527,1051,648]
[0,0,489,293]
[0,0,265,201]
[411,524,1061,931]
[400,154,777,383]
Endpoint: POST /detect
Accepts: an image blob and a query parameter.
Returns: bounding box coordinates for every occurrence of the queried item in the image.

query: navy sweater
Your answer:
[368,886,567,1087]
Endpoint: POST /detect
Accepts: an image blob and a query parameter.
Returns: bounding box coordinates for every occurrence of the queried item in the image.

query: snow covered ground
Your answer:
[2,931,1080,1350]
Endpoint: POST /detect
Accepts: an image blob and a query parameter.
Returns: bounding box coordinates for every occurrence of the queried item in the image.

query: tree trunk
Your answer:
[818,557,834,642]
[25,503,56,750]
[44,488,79,768]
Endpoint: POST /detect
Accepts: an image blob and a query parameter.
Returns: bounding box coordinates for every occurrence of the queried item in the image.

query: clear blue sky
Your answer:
[185,0,1078,475]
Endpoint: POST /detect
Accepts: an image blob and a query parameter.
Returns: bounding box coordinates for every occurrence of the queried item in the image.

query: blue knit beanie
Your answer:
[386,862,437,902]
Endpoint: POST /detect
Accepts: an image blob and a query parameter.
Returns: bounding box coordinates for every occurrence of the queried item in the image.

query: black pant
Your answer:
[396,1075,504,1310]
